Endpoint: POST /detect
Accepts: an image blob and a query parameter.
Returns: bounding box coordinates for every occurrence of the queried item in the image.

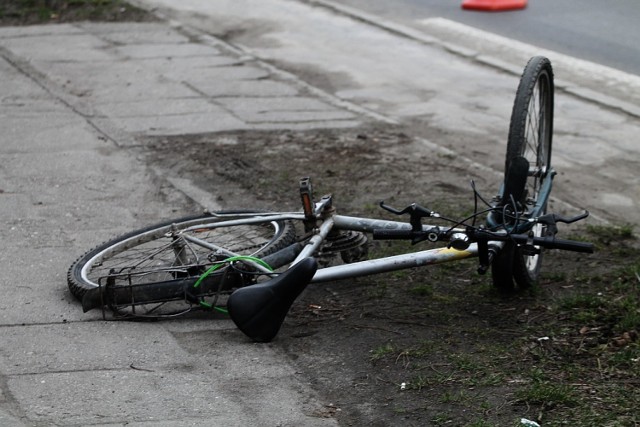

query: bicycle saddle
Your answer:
[227,257,318,342]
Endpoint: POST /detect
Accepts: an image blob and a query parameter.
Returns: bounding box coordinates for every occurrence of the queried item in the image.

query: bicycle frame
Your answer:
[486,168,555,232]
[306,214,478,283]
[181,211,485,284]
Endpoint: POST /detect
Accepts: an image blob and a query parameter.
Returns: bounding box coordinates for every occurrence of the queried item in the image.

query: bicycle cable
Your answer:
[433,181,533,240]
[192,256,274,313]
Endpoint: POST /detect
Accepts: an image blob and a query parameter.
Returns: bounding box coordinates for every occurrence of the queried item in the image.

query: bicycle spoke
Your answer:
[81,221,284,287]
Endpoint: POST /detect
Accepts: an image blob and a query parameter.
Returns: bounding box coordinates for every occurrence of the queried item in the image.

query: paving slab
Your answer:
[1,21,363,140]
[193,79,299,97]
[3,32,112,62]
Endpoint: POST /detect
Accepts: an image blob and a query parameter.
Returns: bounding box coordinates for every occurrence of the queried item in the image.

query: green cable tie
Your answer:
[198,301,229,314]
[193,255,273,288]
[192,256,273,314]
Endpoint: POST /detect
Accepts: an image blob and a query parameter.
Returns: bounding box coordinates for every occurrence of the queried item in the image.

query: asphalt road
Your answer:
[335,0,640,76]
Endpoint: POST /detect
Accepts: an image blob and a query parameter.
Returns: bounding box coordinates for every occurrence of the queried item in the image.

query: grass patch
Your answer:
[516,382,577,408]
[365,222,640,425]
[409,283,434,296]
[370,342,395,362]
[587,223,635,241]
[0,0,152,25]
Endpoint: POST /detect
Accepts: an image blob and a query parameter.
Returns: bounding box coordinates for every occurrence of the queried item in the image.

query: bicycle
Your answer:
[67,56,594,342]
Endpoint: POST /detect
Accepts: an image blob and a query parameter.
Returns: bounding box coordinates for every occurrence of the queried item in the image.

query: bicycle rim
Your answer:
[493,57,554,292]
[508,56,554,284]
[507,56,554,213]
[69,213,295,296]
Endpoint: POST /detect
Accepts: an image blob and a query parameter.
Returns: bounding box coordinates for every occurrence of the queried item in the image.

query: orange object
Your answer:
[461,0,527,11]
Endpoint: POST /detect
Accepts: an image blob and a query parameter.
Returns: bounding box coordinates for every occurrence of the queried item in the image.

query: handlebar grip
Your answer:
[506,234,594,253]
[475,231,595,254]
[532,236,595,253]
[372,229,414,240]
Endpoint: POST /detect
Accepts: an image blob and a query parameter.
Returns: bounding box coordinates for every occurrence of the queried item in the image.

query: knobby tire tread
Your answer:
[492,56,554,293]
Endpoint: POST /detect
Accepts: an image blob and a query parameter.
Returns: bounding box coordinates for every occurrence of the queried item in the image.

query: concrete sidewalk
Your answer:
[0,20,368,426]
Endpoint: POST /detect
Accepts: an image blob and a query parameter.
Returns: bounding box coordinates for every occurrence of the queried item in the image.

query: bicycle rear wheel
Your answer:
[67,212,296,312]
[492,56,554,292]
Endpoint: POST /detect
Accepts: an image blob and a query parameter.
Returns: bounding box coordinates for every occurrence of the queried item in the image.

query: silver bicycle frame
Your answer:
[181,211,486,283]
[300,214,478,283]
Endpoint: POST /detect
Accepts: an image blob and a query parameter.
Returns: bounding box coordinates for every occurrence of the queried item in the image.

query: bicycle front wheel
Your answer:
[492,56,554,292]
[67,212,296,302]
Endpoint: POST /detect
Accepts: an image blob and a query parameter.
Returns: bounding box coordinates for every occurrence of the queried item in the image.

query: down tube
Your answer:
[311,243,479,283]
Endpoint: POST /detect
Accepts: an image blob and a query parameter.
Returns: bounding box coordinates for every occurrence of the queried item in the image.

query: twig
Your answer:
[129,364,154,372]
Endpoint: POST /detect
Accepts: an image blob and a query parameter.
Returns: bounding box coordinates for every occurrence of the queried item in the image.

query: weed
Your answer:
[0,0,151,25]
[406,374,430,390]
[370,342,395,362]
[407,340,437,357]
[431,413,452,425]
[466,420,498,427]
[409,284,434,296]
[587,223,635,240]
[560,293,604,311]
[541,271,567,283]
[450,353,479,372]
[609,343,640,369]
[440,389,468,403]
[366,283,388,299]
[392,406,408,415]
[527,367,548,383]
[516,382,577,407]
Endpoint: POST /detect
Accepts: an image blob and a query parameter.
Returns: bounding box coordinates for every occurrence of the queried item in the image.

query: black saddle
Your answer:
[227,257,318,342]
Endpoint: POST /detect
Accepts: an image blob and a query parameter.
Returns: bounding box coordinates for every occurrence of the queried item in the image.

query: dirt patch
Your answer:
[144,127,639,427]
[142,125,484,214]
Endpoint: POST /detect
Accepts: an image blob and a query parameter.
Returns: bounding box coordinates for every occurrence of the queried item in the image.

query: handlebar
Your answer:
[373,201,594,253]
[373,228,594,254]
[472,230,594,253]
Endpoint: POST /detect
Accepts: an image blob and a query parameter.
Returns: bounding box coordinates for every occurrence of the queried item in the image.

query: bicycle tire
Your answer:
[67,211,296,302]
[492,56,554,292]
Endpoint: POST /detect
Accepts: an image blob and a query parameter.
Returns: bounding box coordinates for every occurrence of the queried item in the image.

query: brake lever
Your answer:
[534,211,590,236]
[379,201,438,232]
[379,201,412,216]
[555,211,590,224]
